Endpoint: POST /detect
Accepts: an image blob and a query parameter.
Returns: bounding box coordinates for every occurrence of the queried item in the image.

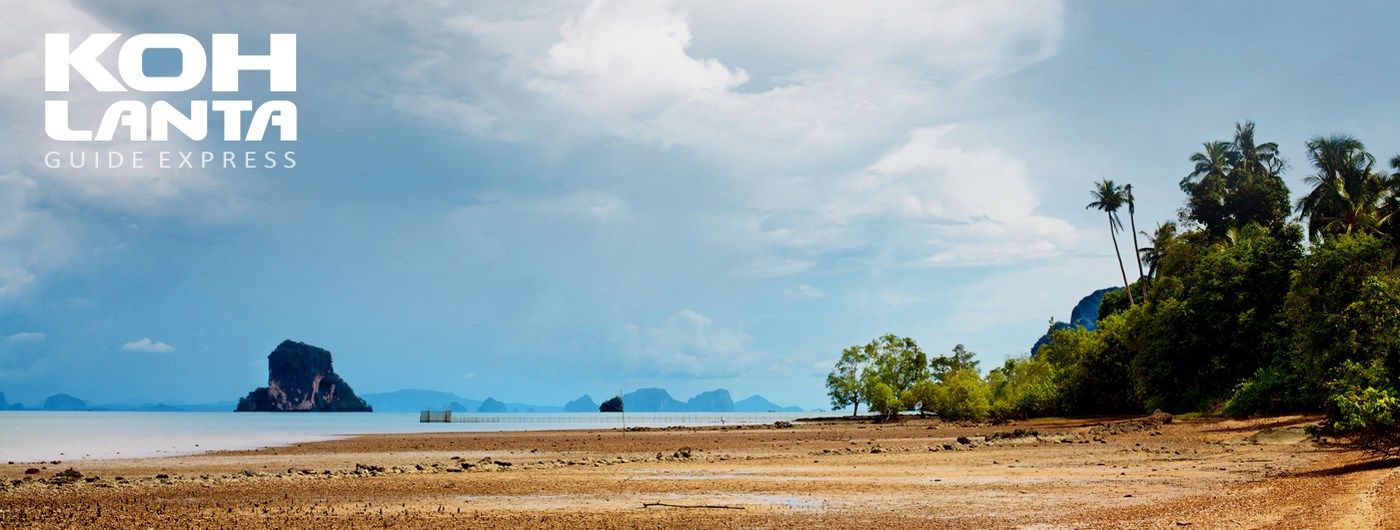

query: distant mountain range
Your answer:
[0,387,807,413]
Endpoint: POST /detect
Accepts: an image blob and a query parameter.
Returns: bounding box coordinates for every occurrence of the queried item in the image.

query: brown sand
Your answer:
[1,414,1397,528]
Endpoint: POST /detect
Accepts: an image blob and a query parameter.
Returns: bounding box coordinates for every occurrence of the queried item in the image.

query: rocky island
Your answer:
[235,340,372,412]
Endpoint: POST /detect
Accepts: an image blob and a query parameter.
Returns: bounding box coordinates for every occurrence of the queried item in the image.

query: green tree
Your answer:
[1224,121,1291,231]
[826,345,869,416]
[866,382,902,420]
[1138,222,1178,281]
[988,355,1060,420]
[1087,179,1137,305]
[1296,135,1393,241]
[1182,140,1234,236]
[865,334,929,397]
[931,367,991,422]
[902,379,939,417]
[929,343,979,381]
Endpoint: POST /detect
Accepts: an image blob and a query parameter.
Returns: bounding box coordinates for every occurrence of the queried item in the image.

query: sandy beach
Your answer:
[1,414,1396,529]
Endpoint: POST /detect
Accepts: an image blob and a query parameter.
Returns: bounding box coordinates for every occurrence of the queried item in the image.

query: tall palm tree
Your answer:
[1182,141,1234,235]
[1231,121,1284,177]
[1087,179,1135,306]
[1124,183,1147,303]
[1182,141,1234,191]
[1295,135,1391,240]
[1227,121,1291,229]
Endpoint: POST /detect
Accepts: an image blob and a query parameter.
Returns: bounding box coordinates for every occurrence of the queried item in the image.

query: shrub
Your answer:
[1324,360,1400,458]
[988,355,1059,420]
[932,368,990,422]
[867,382,902,420]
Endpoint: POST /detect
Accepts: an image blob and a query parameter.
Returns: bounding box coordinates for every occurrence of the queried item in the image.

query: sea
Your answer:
[0,411,827,463]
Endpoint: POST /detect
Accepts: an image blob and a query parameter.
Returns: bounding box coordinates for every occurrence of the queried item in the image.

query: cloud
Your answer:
[5,331,45,345]
[620,309,755,377]
[387,0,1065,172]
[536,0,750,110]
[0,1,241,303]
[788,284,825,299]
[121,337,175,353]
[0,267,35,298]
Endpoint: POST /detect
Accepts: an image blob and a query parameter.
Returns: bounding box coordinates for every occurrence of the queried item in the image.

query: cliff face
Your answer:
[686,389,735,412]
[235,340,372,412]
[1031,287,1119,355]
[621,388,687,412]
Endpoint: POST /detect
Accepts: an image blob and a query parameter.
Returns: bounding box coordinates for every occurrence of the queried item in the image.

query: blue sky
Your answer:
[1,1,1398,408]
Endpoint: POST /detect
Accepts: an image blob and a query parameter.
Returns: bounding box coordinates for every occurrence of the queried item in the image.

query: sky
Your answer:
[1,1,1398,409]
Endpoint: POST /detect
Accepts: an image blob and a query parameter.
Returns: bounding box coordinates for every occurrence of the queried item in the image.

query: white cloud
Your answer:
[121,338,175,353]
[387,0,1064,172]
[789,284,825,299]
[0,267,35,298]
[5,331,45,345]
[620,309,755,377]
[0,1,241,302]
[536,0,749,110]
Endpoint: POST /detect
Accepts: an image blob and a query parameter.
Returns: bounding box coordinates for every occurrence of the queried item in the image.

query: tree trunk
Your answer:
[1127,207,1148,304]
[851,399,860,417]
[1109,214,1136,305]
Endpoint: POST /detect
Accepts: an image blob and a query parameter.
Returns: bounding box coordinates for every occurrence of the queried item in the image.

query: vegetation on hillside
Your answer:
[827,122,1400,455]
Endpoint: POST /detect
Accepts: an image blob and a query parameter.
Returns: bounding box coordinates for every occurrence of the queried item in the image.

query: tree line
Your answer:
[827,122,1400,454]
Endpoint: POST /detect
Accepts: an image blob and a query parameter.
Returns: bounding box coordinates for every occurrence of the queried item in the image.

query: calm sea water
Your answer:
[0,411,826,462]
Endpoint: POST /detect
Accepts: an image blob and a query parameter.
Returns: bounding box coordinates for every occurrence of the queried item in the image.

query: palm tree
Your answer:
[1182,141,1234,191]
[1124,184,1147,303]
[1138,222,1178,281]
[1231,121,1284,177]
[1087,179,1135,306]
[1182,141,1234,235]
[1226,121,1291,229]
[1295,135,1391,240]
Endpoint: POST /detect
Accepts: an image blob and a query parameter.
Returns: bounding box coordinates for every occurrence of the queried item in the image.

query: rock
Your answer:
[956,436,972,445]
[620,388,687,412]
[599,396,624,412]
[48,470,83,486]
[685,389,736,412]
[42,393,87,411]
[564,395,597,412]
[234,340,372,412]
[1031,287,1119,355]
[733,395,804,412]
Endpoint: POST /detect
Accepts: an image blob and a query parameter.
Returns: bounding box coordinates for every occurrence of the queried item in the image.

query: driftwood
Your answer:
[641,502,745,510]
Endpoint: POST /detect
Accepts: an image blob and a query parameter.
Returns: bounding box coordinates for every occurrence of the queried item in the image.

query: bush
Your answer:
[901,379,938,416]
[1325,360,1400,457]
[1223,361,1311,416]
[932,368,990,422]
[988,355,1059,420]
[867,382,902,420]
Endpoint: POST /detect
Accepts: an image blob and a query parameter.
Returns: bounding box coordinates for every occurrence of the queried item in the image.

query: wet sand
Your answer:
[1,414,1397,528]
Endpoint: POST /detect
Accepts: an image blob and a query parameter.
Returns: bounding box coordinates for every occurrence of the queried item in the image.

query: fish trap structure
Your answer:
[418,411,800,425]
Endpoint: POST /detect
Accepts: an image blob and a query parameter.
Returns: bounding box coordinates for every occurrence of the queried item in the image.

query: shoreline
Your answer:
[0,410,825,463]
[5,413,1397,528]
